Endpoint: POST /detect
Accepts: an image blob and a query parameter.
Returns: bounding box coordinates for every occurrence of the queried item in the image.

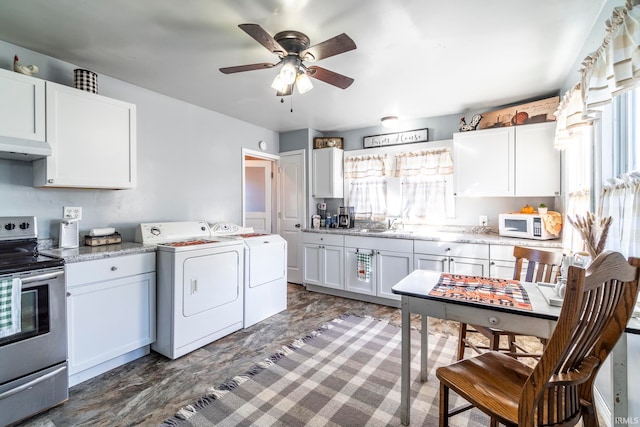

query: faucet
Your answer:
[387,217,403,230]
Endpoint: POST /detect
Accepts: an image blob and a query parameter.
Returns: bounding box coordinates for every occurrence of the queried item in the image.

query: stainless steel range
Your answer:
[0,216,67,426]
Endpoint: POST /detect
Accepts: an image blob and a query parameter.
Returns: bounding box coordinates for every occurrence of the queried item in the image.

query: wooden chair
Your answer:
[457,246,563,360]
[437,252,640,427]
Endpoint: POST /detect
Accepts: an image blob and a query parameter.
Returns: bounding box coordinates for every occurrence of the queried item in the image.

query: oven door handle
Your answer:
[0,365,67,400]
[20,270,65,284]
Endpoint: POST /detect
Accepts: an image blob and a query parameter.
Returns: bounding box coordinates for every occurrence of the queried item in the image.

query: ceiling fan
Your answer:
[220,24,357,96]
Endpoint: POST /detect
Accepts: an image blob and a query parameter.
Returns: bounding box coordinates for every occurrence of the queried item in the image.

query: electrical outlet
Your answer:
[63,206,82,220]
[479,215,488,226]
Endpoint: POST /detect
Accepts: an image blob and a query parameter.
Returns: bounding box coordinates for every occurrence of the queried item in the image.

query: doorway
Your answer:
[242,149,278,233]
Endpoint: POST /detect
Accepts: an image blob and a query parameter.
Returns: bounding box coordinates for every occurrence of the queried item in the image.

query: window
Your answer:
[344,145,454,225]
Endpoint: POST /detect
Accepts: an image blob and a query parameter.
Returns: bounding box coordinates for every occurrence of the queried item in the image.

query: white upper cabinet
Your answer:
[0,68,45,142]
[33,82,137,189]
[513,122,560,197]
[312,147,344,198]
[453,127,514,197]
[453,122,559,197]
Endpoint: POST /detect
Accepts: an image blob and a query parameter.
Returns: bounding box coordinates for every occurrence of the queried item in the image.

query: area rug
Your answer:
[160,315,488,426]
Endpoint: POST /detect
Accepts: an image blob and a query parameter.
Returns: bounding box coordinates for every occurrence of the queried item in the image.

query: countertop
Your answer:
[41,241,156,263]
[302,227,564,248]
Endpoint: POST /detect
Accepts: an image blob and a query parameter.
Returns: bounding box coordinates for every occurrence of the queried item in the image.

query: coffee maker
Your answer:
[338,206,355,228]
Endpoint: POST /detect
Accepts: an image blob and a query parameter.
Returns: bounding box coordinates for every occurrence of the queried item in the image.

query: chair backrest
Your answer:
[513,246,564,283]
[518,252,640,426]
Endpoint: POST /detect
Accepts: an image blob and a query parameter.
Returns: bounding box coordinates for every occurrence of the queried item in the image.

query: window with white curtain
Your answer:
[344,154,390,220]
[344,147,454,224]
[395,149,453,224]
[598,87,640,256]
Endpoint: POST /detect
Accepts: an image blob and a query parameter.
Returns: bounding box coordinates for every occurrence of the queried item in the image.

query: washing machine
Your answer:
[210,222,287,328]
[136,221,244,359]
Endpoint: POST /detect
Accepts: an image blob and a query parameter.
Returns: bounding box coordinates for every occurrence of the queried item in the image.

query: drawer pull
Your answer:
[111,266,118,271]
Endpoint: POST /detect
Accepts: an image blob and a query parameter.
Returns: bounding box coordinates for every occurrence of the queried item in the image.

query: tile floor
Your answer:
[17,283,538,427]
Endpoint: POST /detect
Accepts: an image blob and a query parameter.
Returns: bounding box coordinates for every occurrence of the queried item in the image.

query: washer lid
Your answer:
[209,222,254,236]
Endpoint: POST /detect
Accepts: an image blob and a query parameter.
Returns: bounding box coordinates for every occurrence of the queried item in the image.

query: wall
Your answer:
[284,113,557,227]
[0,40,279,242]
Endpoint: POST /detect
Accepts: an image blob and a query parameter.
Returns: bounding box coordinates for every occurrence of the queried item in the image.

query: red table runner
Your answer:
[429,273,532,311]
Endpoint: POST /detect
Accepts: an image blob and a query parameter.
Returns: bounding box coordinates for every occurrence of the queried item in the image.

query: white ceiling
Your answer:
[0,0,605,133]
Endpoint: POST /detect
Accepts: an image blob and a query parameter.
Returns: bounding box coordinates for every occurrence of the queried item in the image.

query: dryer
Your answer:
[136,221,244,359]
[210,222,287,328]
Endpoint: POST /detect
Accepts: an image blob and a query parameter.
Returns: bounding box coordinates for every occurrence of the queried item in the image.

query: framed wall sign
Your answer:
[363,128,428,149]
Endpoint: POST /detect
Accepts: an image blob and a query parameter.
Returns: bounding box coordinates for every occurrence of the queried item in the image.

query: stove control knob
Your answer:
[4,223,15,231]
[150,226,161,236]
[19,222,30,230]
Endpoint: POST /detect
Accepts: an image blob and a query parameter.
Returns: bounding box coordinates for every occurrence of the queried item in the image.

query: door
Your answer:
[244,160,272,233]
[279,150,306,284]
[344,247,376,296]
[414,254,448,272]
[449,257,490,276]
[322,245,344,290]
[377,250,413,300]
[302,244,322,286]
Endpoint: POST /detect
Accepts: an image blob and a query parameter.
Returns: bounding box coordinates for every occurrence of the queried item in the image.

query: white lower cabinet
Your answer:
[344,236,413,301]
[414,241,490,276]
[488,244,563,279]
[65,252,156,386]
[302,233,344,289]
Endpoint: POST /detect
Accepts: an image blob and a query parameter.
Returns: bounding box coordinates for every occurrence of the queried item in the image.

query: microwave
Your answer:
[498,213,559,240]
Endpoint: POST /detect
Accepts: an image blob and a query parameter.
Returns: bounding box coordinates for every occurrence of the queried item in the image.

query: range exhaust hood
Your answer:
[0,136,52,161]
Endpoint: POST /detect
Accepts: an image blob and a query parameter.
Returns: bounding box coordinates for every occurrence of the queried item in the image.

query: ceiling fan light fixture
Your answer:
[296,72,313,94]
[271,74,288,92]
[279,60,298,85]
[381,116,399,128]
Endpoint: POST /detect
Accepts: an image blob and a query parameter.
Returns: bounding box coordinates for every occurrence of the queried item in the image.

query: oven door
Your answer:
[0,267,66,385]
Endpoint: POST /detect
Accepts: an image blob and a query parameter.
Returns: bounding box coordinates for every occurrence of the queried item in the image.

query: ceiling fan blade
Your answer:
[307,66,354,89]
[239,23,287,56]
[219,62,278,74]
[276,84,294,97]
[301,33,356,62]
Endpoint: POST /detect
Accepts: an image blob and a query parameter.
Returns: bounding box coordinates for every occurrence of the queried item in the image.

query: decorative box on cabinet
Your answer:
[312,147,344,198]
[453,122,559,197]
[0,68,48,160]
[33,81,137,189]
[413,240,490,277]
[65,252,155,387]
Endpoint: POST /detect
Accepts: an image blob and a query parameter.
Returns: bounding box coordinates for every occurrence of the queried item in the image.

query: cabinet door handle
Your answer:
[490,261,496,265]
[295,224,301,228]
[191,279,198,294]
[48,178,55,184]
[111,266,118,271]
[66,292,71,297]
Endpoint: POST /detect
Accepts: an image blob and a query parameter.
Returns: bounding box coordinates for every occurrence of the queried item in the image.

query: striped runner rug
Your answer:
[161,314,488,426]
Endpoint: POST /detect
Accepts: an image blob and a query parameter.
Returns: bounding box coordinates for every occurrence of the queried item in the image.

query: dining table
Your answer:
[392,269,640,426]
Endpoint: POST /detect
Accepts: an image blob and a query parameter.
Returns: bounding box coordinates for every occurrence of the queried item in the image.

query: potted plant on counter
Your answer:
[538,203,548,215]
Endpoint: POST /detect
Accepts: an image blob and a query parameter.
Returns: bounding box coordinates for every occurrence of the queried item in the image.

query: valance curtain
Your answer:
[394,148,453,177]
[344,154,390,179]
[582,0,640,111]
[556,0,640,148]
[599,172,640,256]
